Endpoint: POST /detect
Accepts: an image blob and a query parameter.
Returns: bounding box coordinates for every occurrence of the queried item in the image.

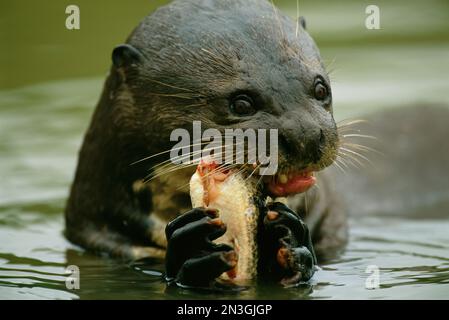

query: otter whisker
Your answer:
[342,134,377,140]
[244,161,262,184]
[179,102,208,108]
[150,143,250,185]
[135,137,246,167]
[339,147,375,168]
[245,165,259,182]
[336,155,351,169]
[341,142,384,157]
[232,163,250,175]
[143,163,197,183]
[255,170,265,189]
[153,139,246,169]
[336,154,353,169]
[338,151,364,169]
[337,119,369,138]
[198,48,235,77]
[131,140,210,166]
[199,163,240,179]
[149,143,223,171]
[147,145,223,176]
[337,154,352,168]
[270,0,284,38]
[147,79,194,93]
[333,158,347,174]
[337,118,368,126]
[326,67,338,79]
[337,119,368,126]
[148,148,223,178]
[324,57,337,74]
[337,128,366,136]
[338,129,363,136]
[148,93,204,100]
[295,0,300,38]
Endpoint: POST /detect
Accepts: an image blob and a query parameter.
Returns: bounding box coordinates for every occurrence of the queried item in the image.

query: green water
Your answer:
[1,0,449,299]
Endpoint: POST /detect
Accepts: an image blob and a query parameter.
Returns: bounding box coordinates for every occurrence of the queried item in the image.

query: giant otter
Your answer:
[65,0,347,288]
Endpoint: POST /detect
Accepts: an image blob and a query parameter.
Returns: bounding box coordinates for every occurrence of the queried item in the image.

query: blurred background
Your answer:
[0,0,448,299]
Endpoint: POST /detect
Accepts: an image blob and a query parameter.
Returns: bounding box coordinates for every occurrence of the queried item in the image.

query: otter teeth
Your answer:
[279,174,288,184]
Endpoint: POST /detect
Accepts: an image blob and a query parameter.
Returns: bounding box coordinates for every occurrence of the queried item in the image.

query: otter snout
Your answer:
[280,119,328,165]
[309,128,326,163]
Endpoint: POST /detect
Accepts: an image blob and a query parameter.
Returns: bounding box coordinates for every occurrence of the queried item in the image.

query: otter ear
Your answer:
[299,16,307,30]
[112,44,143,69]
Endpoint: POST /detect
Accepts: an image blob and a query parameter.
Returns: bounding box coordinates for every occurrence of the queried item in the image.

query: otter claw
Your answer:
[259,202,317,284]
[165,207,236,289]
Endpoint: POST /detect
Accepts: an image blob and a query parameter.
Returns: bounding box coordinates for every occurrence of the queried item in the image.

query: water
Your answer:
[1,0,449,299]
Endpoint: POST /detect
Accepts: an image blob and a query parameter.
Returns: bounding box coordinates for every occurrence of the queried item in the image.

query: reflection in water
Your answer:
[1,196,449,299]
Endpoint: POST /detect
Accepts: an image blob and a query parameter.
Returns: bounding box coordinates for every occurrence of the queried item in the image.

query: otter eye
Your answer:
[314,79,329,101]
[230,95,256,116]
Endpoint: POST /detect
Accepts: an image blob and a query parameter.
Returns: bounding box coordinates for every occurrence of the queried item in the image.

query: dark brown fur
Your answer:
[65,0,346,261]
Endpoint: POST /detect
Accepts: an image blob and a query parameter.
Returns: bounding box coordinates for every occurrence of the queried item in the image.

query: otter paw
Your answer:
[165,207,237,289]
[259,202,317,286]
[276,246,315,286]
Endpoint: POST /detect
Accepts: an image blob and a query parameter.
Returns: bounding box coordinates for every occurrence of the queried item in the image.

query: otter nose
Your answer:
[306,128,325,163]
[280,124,325,164]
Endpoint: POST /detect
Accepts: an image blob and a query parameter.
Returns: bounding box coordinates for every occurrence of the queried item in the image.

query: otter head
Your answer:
[109,0,338,197]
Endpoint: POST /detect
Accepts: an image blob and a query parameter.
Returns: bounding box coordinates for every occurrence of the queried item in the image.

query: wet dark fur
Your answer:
[65,0,346,261]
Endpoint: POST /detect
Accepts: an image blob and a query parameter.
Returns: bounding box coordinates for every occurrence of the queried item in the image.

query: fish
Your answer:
[189,159,263,283]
